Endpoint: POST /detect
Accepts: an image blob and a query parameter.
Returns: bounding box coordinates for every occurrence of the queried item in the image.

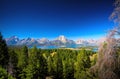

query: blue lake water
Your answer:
[33,45,98,52]
[92,48,98,52]
[36,44,82,49]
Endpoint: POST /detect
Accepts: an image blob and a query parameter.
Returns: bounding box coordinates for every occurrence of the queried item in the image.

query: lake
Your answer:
[34,45,99,52]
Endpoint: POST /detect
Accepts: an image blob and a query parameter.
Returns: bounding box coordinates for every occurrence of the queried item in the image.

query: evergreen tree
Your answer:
[74,49,91,79]
[0,66,14,79]
[0,32,9,69]
[47,56,54,76]
[22,46,38,79]
[25,46,48,79]
[17,46,29,79]
[37,51,48,79]
[22,46,28,66]
[56,52,63,79]
[63,59,74,79]
[8,49,18,77]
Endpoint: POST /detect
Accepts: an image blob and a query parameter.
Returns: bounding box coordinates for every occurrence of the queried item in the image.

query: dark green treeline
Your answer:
[0,33,97,79]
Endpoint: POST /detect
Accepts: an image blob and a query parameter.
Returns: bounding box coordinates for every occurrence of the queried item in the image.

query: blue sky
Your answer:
[0,0,114,40]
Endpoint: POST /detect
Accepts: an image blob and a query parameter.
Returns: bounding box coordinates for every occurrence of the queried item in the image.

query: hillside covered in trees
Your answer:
[0,32,98,79]
[0,29,120,79]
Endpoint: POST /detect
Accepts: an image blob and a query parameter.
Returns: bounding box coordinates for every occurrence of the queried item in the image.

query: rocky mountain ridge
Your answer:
[5,35,106,47]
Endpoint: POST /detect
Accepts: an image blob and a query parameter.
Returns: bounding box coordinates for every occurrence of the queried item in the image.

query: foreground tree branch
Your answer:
[90,0,120,79]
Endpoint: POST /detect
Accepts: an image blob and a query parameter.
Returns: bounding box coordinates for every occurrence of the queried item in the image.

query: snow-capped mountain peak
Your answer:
[37,38,49,44]
[5,36,19,45]
[56,35,67,43]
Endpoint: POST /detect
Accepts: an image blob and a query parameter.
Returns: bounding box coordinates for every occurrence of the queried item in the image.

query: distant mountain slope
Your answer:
[5,35,106,47]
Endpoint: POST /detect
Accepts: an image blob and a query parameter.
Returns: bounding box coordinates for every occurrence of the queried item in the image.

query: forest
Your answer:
[0,32,98,79]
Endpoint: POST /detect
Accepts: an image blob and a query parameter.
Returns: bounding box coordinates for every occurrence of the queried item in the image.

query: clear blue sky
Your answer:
[0,0,114,40]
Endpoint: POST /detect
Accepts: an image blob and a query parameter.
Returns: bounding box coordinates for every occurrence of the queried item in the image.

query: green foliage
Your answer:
[74,49,91,79]
[63,59,74,79]
[90,53,97,66]
[0,34,98,79]
[14,47,97,79]
[9,49,18,67]
[21,46,48,79]
[22,46,28,65]
[55,52,63,79]
[0,66,14,79]
[0,32,9,68]
[8,49,18,78]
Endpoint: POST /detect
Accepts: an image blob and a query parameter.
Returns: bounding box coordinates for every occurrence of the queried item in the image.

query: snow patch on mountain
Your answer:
[5,35,106,47]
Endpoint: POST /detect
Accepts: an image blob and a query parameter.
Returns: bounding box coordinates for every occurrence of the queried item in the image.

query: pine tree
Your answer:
[74,49,91,79]
[22,46,28,66]
[0,32,9,69]
[8,49,18,78]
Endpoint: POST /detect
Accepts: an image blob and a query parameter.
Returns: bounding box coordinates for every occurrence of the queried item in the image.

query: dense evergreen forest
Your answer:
[0,32,98,79]
[0,31,119,79]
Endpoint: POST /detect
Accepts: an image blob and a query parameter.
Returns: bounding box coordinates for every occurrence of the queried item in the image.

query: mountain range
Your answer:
[5,35,106,48]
